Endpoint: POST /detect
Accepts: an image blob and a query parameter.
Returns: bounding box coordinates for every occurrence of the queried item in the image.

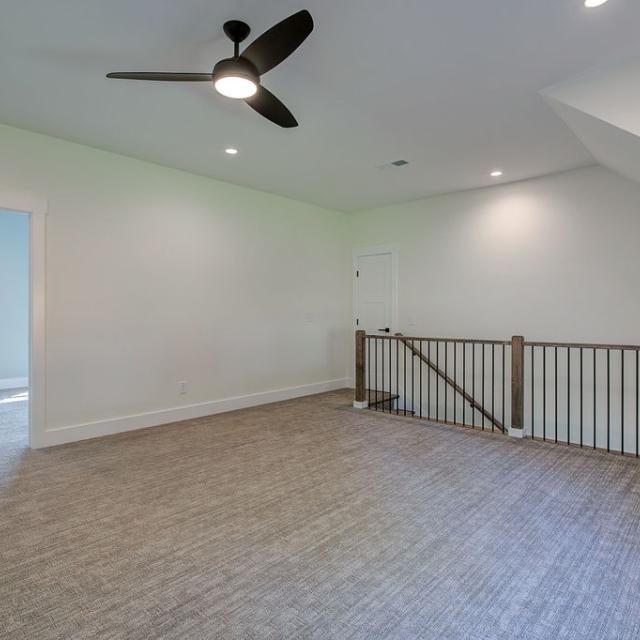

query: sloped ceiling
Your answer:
[543,57,640,189]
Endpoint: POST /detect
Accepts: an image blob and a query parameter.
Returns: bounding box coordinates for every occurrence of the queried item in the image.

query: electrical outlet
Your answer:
[179,381,188,395]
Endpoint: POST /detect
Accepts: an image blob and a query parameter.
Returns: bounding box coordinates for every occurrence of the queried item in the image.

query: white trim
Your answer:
[34,378,350,448]
[0,191,48,217]
[352,244,399,334]
[509,428,525,439]
[0,191,47,449]
[353,400,369,409]
[0,377,29,390]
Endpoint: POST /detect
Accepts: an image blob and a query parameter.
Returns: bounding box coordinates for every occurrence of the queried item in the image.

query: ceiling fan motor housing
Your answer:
[212,57,260,85]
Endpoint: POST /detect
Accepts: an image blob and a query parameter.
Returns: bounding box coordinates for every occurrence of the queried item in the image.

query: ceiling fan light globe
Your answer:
[212,58,260,99]
[214,75,258,99]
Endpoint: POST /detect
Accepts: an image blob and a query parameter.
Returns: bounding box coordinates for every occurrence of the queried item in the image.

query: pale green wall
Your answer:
[0,123,352,444]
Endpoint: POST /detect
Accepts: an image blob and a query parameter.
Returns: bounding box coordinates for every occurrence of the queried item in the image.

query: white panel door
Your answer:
[356,252,393,334]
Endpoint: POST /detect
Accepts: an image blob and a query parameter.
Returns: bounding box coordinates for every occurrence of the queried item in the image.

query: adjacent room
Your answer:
[0,210,29,452]
[1,1,640,639]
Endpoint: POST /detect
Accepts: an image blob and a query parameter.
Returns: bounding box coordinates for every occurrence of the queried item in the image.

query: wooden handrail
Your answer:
[366,334,510,346]
[525,340,640,351]
[395,333,505,432]
[366,334,640,352]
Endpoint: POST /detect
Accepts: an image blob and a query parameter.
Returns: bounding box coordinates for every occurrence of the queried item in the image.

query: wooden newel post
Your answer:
[511,335,525,437]
[354,330,368,408]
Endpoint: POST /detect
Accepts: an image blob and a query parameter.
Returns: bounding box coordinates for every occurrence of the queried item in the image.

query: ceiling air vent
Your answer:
[378,159,410,170]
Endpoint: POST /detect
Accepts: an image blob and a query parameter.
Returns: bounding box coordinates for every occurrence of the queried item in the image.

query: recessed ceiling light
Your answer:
[584,0,609,7]
[225,148,238,155]
[490,170,503,178]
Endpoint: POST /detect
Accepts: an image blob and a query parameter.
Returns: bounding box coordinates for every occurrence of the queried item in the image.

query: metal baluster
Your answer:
[367,337,371,408]
[427,341,431,419]
[593,349,597,450]
[482,344,485,430]
[472,343,476,428]
[404,340,407,415]
[463,342,466,425]
[491,343,495,433]
[412,339,415,417]
[580,348,583,448]
[531,346,535,439]
[436,341,440,421]
[502,344,506,434]
[554,346,558,444]
[444,341,448,423]
[543,347,547,441]
[419,340,423,419]
[621,349,624,455]
[454,342,457,425]
[567,347,570,446]
[388,337,392,414]
[381,336,385,413]
[373,338,378,411]
[396,339,399,416]
[607,349,611,452]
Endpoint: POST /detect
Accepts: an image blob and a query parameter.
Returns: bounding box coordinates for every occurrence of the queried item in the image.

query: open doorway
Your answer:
[0,209,29,451]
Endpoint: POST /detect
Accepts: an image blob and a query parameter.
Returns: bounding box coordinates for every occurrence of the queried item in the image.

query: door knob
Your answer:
[378,327,390,333]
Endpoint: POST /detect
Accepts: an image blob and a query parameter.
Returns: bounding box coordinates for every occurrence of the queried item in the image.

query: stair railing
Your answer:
[355,330,640,457]
[355,330,513,434]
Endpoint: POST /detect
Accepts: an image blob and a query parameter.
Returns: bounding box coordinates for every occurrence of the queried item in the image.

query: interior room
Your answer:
[0,209,29,451]
[1,1,640,639]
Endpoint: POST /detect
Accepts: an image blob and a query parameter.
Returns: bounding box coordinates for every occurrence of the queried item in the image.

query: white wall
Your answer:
[0,124,351,446]
[0,209,29,387]
[352,166,640,344]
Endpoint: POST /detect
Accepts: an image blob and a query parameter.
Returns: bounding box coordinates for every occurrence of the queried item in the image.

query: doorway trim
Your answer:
[352,244,399,334]
[0,191,47,448]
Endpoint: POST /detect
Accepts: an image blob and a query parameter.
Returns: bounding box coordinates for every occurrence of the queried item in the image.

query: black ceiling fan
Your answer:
[106,9,313,128]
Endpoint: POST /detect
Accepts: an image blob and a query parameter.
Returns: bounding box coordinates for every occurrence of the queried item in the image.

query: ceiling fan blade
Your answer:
[106,72,212,82]
[245,86,298,128]
[241,10,313,75]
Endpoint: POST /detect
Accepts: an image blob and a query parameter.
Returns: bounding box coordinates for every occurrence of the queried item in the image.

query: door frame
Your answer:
[352,244,399,334]
[0,191,47,448]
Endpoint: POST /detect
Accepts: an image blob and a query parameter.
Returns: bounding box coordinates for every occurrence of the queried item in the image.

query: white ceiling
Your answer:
[1,0,640,211]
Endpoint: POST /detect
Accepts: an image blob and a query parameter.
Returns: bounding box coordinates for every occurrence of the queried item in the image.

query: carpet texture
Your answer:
[1,389,640,639]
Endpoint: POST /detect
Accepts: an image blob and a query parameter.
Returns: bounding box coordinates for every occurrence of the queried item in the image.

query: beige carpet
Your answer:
[1,389,640,639]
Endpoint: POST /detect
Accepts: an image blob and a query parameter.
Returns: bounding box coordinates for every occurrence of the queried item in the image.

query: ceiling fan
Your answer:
[106,9,313,128]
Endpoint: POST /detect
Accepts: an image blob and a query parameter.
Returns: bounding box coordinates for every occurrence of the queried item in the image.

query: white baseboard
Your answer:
[508,427,525,439]
[33,378,350,448]
[353,401,368,409]
[0,377,28,390]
